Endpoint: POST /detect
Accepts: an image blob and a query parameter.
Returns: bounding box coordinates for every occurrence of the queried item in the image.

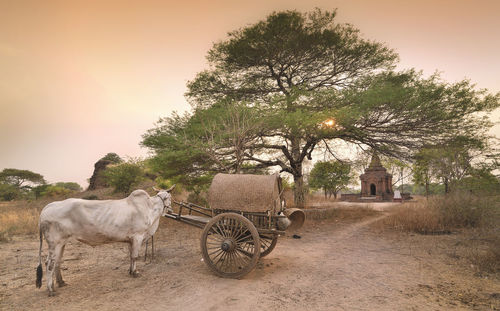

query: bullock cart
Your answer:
[164,173,304,278]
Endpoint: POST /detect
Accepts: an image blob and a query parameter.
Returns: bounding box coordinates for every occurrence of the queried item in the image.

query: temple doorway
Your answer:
[370,184,376,196]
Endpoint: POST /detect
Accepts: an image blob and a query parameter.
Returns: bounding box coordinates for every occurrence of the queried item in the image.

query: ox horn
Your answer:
[166,184,176,192]
[152,186,161,192]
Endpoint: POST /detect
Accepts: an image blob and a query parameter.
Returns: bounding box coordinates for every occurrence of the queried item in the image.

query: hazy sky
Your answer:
[1,0,499,187]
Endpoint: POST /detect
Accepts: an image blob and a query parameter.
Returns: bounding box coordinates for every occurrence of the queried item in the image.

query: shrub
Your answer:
[0,183,21,201]
[187,191,208,207]
[54,182,82,192]
[100,152,123,164]
[40,185,74,198]
[104,162,144,193]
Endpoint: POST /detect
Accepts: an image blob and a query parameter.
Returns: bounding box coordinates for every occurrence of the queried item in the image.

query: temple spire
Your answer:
[368,152,382,168]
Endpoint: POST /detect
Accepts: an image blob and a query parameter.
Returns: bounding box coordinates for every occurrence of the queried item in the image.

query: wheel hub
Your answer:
[221,239,235,252]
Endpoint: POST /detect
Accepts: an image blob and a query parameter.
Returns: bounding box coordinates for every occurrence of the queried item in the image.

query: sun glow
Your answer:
[322,118,336,128]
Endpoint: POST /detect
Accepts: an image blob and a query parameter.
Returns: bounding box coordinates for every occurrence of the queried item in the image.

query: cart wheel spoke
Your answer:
[259,234,278,257]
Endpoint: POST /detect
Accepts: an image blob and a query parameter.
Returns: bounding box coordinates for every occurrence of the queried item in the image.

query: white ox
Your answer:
[36,186,174,296]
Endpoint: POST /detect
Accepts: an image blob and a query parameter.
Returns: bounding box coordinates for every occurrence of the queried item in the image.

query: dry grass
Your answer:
[466,230,500,274]
[305,205,379,221]
[0,201,41,241]
[382,194,498,234]
[380,193,500,275]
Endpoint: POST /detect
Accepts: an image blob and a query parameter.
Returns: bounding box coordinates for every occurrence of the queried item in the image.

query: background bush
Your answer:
[104,161,144,193]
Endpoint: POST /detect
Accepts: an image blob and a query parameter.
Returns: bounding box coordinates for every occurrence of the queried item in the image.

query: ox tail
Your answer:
[36,227,43,288]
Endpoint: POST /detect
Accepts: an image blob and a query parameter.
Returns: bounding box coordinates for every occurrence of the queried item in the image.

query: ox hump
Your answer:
[126,189,153,208]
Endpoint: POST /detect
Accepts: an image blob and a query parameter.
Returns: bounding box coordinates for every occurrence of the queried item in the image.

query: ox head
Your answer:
[153,185,175,215]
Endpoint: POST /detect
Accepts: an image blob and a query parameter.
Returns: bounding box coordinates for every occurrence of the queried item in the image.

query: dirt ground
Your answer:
[1,210,499,311]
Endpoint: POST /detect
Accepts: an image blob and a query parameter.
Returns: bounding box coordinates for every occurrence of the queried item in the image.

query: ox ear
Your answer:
[166,184,176,192]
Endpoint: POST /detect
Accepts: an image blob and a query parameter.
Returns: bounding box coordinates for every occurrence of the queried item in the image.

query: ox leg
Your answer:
[128,243,133,275]
[129,237,141,277]
[55,243,66,287]
[45,242,56,296]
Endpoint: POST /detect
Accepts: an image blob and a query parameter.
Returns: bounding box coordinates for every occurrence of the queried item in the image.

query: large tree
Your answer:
[185,9,397,206]
[147,9,499,207]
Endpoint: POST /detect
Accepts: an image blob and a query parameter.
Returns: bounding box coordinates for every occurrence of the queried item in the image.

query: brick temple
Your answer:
[359,153,394,200]
[341,153,396,202]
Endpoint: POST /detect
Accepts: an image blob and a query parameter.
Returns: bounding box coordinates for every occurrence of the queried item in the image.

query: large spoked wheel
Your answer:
[201,213,261,278]
[259,234,278,257]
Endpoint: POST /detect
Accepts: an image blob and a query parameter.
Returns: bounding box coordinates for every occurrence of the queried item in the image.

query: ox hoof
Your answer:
[131,271,140,278]
[48,291,56,297]
[58,281,67,287]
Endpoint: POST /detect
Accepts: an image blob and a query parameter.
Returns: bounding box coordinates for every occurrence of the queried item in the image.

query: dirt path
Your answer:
[1,213,498,310]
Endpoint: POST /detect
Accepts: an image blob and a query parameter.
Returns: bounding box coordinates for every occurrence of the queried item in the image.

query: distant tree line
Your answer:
[0,168,82,201]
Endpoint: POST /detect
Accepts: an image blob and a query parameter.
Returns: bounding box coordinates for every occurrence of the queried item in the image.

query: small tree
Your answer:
[100,153,123,164]
[103,161,144,193]
[309,161,352,199]
[0,168,46,189]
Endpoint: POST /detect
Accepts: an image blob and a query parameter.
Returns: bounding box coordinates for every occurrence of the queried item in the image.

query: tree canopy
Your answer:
[100,152,123,164]
[144,9,500,207]
[0,168,46,189]
[309,160,352,198]
[412,135,498,195]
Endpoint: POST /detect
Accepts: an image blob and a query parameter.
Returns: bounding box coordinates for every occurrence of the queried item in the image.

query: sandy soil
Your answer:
[1,212,499,311]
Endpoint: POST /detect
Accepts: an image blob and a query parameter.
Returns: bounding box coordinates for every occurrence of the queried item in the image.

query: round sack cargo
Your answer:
[208,173,282,213]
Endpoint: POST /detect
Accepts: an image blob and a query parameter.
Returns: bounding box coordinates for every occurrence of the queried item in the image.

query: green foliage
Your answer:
[412,135,497,195]
[54,182,82,191]
[187,9,397,105]
[0,183,21,201]
[100,152,123,164]
[103,161,144,193]
[406,183,445,195]
[154,177,183,195]
[32,184,50,199]
[309,161,352,198]
[39,185,73,198]
[453,169,500,195]
[186,191,208,207]
[0,168,46,188]
[142,101,264,190]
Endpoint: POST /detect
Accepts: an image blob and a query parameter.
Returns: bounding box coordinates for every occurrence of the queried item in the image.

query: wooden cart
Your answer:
[163,173,304,278]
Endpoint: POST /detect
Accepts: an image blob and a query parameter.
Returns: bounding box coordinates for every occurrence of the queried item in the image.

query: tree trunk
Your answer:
[293,173,305,208]
[425,180,429,199]
[324,189,327,199]
[444,177,449,194]
[333,192,337,199]
[291,136,305,208]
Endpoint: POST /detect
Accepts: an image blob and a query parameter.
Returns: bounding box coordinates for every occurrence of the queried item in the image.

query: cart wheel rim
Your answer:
[259,234,278,257]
